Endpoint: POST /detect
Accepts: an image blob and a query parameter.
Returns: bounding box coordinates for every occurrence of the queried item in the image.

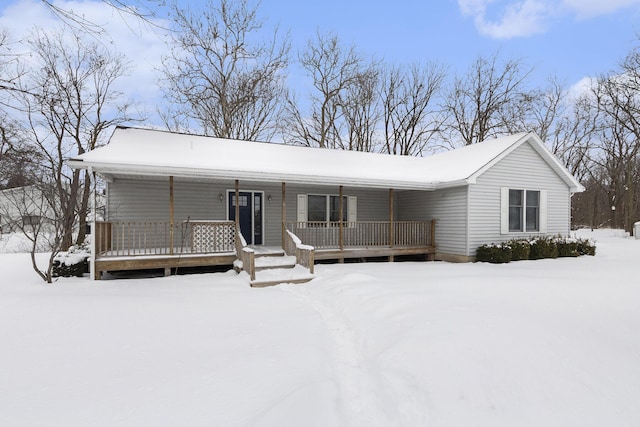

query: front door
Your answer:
[228,191,263,245]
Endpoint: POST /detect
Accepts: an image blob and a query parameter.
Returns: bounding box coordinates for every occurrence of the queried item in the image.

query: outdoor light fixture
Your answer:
[267,195,272,203]
[218,193,224,202]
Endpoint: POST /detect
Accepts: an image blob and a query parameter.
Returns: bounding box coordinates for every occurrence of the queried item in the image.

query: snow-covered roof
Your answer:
[68,127,584,192]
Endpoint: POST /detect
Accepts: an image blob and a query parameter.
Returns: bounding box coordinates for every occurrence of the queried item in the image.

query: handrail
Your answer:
[284,229,315,274]
[235,225,257,280]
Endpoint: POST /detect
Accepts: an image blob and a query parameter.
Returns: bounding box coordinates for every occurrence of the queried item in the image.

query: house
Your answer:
[0,185,54,234]
[68,127,584,284]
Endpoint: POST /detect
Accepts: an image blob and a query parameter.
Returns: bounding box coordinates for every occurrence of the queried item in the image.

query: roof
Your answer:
[68,127,584,192]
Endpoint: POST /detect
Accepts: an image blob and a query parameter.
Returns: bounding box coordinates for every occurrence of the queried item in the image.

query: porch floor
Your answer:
[94,252,237,280]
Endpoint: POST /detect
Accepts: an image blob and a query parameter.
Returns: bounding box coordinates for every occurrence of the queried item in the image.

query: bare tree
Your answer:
[381,62,445,156]
[591,54,640,233]
[0,183,64,282]
[10,29,136,253]
[441,53,533,146]
[160,0,289,140]
[283,32,376,149]
[337,64,381,152]
[39,0,166,35]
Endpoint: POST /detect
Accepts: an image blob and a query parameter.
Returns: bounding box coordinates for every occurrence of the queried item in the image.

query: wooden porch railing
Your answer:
[285,220,435,249]
[284,229,315,274]
[235,225,256,281]
[94,220,236,257]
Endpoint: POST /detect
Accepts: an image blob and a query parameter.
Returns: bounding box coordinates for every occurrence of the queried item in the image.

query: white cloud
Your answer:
[458,0,550,39]
[458,0,640,39]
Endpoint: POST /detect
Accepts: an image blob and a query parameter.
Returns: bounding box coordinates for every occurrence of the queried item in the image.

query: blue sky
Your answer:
[1,0,640,121]
[263,0,640,88]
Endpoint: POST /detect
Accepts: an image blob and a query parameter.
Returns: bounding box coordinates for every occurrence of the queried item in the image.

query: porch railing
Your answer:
[94,220,236,257]
[285,220,435,249]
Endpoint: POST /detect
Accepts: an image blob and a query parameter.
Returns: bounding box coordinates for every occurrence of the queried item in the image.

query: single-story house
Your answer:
[68,127,584,284]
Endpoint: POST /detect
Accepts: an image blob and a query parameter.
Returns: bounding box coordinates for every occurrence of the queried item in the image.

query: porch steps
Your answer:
[237,248,315,287]
[250,264,315,288]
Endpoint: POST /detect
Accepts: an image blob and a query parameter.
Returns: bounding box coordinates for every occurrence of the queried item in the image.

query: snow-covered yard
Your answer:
[1,230,639,426]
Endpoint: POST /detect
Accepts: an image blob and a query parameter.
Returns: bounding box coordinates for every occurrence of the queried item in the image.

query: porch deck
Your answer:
[92,219,436,280]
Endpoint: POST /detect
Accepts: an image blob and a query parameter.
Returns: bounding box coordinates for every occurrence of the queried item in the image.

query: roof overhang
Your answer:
[68,159,438,191]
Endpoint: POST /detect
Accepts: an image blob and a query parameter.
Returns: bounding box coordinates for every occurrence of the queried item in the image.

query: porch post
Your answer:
[389,188,394,261]
[90,167,97,280]
[169,176,174,256]
[281,182,286,248]
[339,185,344,250]
[235,179,240,233]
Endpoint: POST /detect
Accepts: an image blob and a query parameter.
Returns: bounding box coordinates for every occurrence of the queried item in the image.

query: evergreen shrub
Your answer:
[476,243,512,263]
[508,239,531,261]
[529,236,559,260]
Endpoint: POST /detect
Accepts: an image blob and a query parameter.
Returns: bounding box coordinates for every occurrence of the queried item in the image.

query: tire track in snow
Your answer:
[281,284,394,426]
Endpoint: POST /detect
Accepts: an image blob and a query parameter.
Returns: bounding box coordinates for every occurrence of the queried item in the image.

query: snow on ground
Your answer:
[1,230,639,426]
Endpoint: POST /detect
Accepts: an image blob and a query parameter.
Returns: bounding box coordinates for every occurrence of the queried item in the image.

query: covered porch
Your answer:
[90,178,436,280]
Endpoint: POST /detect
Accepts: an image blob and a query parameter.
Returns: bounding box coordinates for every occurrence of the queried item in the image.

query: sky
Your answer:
[1,0,640,126]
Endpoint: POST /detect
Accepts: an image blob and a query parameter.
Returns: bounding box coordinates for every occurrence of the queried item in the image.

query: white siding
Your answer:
[397,187,468,257]
[107,179,394,247]
[468,142,571,255]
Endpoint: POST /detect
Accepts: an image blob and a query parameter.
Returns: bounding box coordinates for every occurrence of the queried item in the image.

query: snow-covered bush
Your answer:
[476,235,596,263]
[507,239,531,261]
[529,236,559,260]
[476,243,512,263]
[53,238,91,277]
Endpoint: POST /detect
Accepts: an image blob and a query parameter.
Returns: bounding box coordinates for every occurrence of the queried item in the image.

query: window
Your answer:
[508,189,523,232]
[297,194,356,226]
[501,188,545,234]
[525,190,540,232]
[307,195,347,224]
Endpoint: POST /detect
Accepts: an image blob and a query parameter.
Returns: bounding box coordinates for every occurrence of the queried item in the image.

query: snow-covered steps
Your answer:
[250,264,315,288]
[254,254,296,271]
[234,247,315,287]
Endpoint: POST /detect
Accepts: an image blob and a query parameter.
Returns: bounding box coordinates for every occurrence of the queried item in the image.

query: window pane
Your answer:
[526,190,540,231]
[307,195,327,222]
[508,190,523,232]
[329,196,348,222]
[509,207,522,232]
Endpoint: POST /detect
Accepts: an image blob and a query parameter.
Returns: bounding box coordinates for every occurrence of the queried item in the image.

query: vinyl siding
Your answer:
[107,179,395,247]
[397,187,468,257]
[468,142,571,256]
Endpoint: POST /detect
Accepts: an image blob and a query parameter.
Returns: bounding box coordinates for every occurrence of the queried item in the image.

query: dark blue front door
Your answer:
[228,191,263,245]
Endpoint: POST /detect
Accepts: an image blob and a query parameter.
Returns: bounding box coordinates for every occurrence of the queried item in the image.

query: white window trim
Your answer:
[501,187,547,234]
